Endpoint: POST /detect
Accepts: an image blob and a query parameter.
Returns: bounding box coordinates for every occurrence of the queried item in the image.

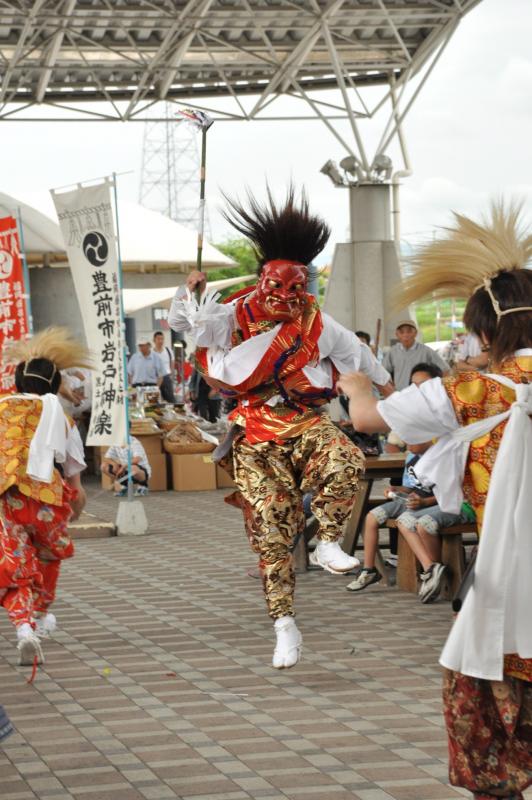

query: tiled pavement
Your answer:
[1,481,530,800]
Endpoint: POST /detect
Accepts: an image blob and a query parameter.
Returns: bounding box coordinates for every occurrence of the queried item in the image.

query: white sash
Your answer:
[435,377,532,680]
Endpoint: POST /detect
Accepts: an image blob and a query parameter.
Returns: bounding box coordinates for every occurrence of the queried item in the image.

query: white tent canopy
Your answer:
[0,191,66,264]
[117,202,234,271]
[7,192,234,272]
[123,274,256,314]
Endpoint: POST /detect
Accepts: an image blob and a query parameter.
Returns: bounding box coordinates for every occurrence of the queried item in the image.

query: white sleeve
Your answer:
[168,286,236,349]
[64,424,86,477]
[358,343,392,386]
[105,445,118,461]
[376,377,459,444]
[319,314,391,385]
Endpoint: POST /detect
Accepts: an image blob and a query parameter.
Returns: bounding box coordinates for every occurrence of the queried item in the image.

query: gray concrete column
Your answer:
[323,183,411,345]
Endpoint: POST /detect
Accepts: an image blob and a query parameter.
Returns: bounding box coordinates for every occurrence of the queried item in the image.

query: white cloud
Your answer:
[494,58,532,115]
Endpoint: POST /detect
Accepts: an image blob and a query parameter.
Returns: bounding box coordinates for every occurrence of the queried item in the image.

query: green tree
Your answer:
[210,237,258,300]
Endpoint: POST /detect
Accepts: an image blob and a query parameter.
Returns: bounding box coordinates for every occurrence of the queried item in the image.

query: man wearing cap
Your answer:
[127,340,165,388]
[383,320,449,391]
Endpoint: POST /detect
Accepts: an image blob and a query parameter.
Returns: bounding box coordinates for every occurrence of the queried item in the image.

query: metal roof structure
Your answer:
[2,1,480,121]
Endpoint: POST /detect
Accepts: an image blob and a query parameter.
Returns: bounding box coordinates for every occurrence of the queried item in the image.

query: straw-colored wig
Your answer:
[398,201,532,308]
[5,327,92,371]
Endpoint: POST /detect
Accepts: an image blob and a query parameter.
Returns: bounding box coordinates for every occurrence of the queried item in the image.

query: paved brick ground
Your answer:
[1,481,530,800]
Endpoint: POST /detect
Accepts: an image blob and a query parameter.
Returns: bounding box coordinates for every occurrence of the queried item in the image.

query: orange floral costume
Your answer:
[441,355,532,800]
[0,395,77,627]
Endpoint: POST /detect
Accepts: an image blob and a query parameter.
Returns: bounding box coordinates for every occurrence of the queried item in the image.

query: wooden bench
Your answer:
[389,520,478,599]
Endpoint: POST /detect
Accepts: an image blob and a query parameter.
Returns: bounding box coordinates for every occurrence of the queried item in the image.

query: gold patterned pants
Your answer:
[231,416,364,620]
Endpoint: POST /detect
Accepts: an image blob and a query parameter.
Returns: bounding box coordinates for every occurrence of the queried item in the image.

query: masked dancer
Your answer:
[169,186,392,669]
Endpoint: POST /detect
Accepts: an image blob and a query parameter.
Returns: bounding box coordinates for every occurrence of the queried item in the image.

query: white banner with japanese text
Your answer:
[0,216,30,393]
[52,180,127,446]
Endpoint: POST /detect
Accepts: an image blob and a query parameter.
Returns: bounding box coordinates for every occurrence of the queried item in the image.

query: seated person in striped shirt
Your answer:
[101,435,152,496]
[346,362,472,603]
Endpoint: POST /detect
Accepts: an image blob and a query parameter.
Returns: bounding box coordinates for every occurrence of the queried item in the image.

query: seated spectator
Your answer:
[346,363,474,602]
[384,362,443,453]
[383,320,450,390]
[101,435,151,497]
[355,330,371,347]
[455,332,490,372]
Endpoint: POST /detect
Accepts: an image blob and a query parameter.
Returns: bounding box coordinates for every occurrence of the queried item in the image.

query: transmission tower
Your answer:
[139,102,211,237]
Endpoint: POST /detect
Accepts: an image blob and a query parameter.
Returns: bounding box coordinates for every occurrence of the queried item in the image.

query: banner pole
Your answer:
[111,173,133,502]
[16,208,33,335]
[196,127,208,279]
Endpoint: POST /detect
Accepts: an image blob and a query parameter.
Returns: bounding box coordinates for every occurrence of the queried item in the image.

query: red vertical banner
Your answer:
[0,216,30,393]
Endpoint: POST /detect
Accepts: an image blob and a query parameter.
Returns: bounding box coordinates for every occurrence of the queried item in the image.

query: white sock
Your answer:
[16,623,33,641]
[273,616,302,669]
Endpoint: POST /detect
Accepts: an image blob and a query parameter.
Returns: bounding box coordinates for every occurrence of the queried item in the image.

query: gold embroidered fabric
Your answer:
[0,396,64,506]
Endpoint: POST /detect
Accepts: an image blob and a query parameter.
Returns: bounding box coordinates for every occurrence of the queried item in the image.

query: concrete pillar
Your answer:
[323,183,411,346]
[29,266,85,341]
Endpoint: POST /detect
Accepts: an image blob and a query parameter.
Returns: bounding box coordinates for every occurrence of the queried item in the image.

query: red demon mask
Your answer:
[255,260,308,320]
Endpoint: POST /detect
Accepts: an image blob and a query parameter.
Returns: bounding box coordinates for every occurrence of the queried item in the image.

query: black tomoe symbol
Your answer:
[83,232,109,266]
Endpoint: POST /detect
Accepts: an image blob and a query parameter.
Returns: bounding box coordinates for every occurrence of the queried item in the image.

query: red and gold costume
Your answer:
[196,291,333,444]
[375,203,532,800]
[170,190,391,633]
[0,395,82,627]
[0,326,90,666]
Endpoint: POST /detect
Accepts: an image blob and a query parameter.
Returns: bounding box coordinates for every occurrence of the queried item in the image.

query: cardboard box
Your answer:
[147,453,167,491]
[135,433,163,455]
[171,453,216,491]
[216,465,236,489]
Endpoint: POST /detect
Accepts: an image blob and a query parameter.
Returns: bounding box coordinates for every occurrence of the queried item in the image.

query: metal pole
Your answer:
[196,127,207,274]
[111,173,133,502]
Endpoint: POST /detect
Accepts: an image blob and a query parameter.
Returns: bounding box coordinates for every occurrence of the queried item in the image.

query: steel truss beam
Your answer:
[0,0,482,176]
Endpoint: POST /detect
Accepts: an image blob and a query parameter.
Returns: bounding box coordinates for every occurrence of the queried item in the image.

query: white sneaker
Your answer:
[419,562,447,604]
[16,623,44,667]
[346,568,382,592]
[309,540,360,574]
[272,616,302,669]
[35,613,57,639]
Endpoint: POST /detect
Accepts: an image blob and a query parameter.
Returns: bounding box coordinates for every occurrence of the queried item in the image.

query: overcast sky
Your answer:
[4,0,532,265]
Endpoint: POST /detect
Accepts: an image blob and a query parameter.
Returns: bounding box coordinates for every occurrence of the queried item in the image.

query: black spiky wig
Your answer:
[222,185,330,275]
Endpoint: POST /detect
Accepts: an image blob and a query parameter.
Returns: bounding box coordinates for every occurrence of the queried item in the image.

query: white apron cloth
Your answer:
[414,376,532,681]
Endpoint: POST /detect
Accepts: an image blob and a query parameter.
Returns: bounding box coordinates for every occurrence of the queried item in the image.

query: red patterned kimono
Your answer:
[0,395,79,627]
